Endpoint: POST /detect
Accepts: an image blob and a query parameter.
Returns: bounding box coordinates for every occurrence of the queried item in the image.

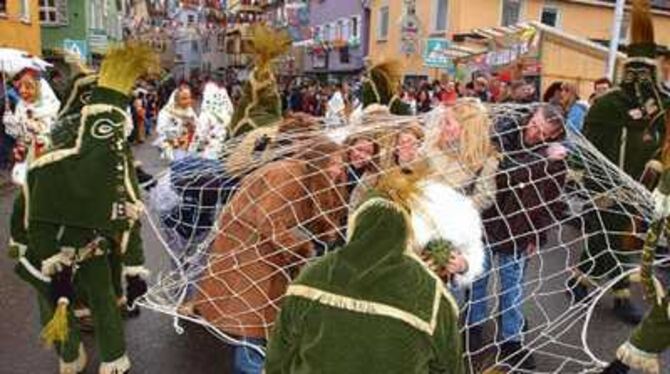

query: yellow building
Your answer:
[0,0,41,55]
[369,0,670,81]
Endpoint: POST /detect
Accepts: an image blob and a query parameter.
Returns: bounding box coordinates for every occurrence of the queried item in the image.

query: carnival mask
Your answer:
[176,88,193,109]
[16,74,39,103]
[621,62,665,121]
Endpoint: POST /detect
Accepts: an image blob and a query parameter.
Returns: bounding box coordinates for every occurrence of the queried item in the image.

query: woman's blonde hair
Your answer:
[429,99,495,172]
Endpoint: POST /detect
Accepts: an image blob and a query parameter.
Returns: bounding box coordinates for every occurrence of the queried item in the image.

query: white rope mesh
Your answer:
[138,102,659,373]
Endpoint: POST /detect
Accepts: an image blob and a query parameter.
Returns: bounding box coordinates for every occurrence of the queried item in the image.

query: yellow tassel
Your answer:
[41,298,70,348]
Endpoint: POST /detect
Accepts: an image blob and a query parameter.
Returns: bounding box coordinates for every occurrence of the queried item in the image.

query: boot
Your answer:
[600,359,629,374]
[499,341,536,371]
[566,276,589,304]
[613,297,643,325]
[59,344,87,374]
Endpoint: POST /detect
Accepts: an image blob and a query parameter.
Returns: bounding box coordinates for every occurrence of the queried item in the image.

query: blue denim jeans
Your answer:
[468,249,527,342]
[233,338,266,374]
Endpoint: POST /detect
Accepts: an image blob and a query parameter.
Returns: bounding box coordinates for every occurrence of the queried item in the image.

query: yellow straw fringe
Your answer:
[41,298,70,348]
[98,42,160,95]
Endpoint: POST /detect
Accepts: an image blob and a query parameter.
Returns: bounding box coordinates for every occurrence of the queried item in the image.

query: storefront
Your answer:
[431,21,626,96]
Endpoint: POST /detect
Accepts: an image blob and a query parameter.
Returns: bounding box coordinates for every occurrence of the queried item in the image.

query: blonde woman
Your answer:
[424,98,499,212]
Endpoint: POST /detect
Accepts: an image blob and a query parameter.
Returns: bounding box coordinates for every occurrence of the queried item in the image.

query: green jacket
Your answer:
[265,198,463,374]
[583,88,665,181]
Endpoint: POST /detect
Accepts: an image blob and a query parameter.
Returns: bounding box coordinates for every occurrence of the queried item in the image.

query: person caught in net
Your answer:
[185,138,348,374]
[467,104,568,371]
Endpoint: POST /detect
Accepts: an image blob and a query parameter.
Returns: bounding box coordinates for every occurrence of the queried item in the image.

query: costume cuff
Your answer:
[616,341,660,374]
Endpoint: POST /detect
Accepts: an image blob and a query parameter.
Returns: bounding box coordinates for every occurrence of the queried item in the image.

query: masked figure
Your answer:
[192,82,234,159]
[3,69,61,185]
[575,0,670,325]
[155,84,199,161]
[10,44,156,374]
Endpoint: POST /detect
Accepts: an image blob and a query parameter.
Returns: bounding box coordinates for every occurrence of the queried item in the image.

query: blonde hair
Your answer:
[429,99,495,172]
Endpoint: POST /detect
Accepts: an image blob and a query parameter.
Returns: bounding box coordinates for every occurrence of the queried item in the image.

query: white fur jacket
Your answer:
[411,180,486,288]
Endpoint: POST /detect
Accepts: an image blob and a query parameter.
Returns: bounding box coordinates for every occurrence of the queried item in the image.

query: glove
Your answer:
[3,112,21,138]
[50,266,75,306]
[652,188,670,219]
[125,275,148,309]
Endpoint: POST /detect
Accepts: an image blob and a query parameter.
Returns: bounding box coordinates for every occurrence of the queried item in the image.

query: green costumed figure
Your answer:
[575,0,669,324]
[265,171,464,374]
[601,84,670,374]
[11,44,157,374]
[228,25,291,139]
[360,59,411,115]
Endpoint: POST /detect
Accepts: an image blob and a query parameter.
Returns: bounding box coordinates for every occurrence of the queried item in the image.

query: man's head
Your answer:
[511,80,535,103]
[346,136,378,171]
[474,77,488,93]
[523,105,565,146]
[593,77,612,97]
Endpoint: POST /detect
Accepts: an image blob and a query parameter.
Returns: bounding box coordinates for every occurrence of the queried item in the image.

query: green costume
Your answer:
[580,0,669,311]
[361,60,411,115]
[265,195,463,374]
[228,25,291,138]
[10,44,156,374]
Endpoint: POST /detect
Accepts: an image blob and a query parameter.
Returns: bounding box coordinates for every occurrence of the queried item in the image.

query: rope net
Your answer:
[139,102,658,373]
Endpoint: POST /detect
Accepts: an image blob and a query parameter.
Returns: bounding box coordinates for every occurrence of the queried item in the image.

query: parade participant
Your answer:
[468,104,568,370]
[573,0,669,324]
[12,43,157,374]
[423,99,499,211]
[192,81,234,159]
[265,170,465,374]
[360,59,412,115]
[343,132,380,196]
[560,82,589,133]
[3,68,61,184]
[155,83,199,161]
[228,25,292,138]
[186,139,347,374]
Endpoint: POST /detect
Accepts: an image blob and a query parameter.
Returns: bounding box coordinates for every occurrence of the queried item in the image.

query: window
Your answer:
[378,5,389,40]
[337,20,344,40]
[324,24,331,41]
[540,6,559,27]
[188,14,196,24]
[20,0,30,21]
[340,46,350,64]
[619,13,631,42]
[0,0,6,14]
[501,0,523,26]
[40,0,57,23]
[434,0,448,32]
[314,26,321,41]
[351,16,360,39]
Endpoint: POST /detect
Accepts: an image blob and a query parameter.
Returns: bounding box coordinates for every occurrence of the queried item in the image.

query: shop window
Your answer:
[501,0,523,26]
[540,6,559,27]
[0,0,6,15]
[378,5,389,40]
[433,0,448,32]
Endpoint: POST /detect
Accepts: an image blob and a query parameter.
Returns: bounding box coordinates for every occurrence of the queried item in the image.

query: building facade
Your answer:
[40,0,124,63]
[304,0,370,78]
[368,0,670,79]
[0,0,42,55]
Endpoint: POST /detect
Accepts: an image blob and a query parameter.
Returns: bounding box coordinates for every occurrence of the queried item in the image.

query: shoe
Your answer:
[499,341,536,371]
[566,276,589,304]
[600,359,629,374]
[135,167,156,191]
[613,297,643,325]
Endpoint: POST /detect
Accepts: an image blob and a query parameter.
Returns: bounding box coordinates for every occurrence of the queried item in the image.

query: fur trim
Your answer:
[99,353,130,374]
[412,180,485,288]
[617,341,660,374]
[613,288,633,299]
[645,159,664,173]
[59,344,87,374]
[123,266,150,279]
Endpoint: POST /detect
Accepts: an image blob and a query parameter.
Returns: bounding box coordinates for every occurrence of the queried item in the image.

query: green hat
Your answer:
[361,59,411,115]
